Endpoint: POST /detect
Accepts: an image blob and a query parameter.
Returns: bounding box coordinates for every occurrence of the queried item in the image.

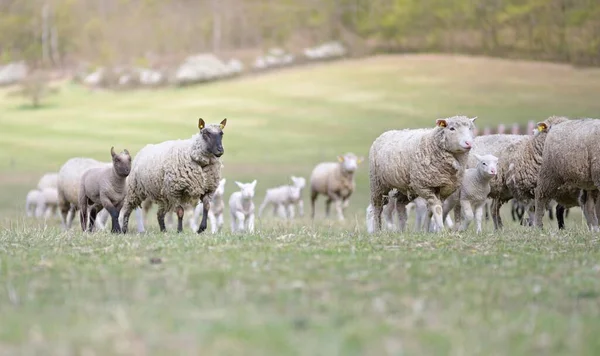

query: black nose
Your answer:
[215,150,224,157]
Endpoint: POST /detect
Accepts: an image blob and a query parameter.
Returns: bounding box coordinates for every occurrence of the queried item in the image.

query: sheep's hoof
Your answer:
[197,225,207,234]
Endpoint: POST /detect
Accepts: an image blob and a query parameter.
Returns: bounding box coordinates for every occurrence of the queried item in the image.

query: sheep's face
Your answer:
[215,178,226,197]
[475,154,498,178]
[198,118,227,157]
[338,153,363,173]
[436,116,476,153]
[111,147,132,177]
[291,176,306,189]
[288,185,301,201]
[236,180,257,200]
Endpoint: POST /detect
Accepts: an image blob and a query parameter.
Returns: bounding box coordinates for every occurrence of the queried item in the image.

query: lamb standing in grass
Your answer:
[229,180,257,233]
[534,118,600,230]
[37,172,58,190]
[442,154,498,233]
[36,187,59,219]
[79,147,131,233]
[120,118,227,234]
[191,178,227,233]
[258,176,303,220]
[310,153,363,221]
[368,116,476,233]
[57,157,111,230]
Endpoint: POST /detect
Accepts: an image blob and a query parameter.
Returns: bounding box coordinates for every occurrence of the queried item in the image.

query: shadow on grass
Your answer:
[11,102,59,111]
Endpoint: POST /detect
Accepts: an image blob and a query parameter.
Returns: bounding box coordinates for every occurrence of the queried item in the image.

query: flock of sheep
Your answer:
[23,115,599,235]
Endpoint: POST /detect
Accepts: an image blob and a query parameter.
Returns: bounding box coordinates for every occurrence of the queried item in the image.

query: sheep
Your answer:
[442,154,498,233]
[79,147,131,233]
[310,153,363,221]
[57,157,112,230]
[258,176,303,220]
[191,178,227,233]
[25,190,41,217]
[36,187,59,220]
[37,172,58,190]
[366,189,399,233]
[534,118,600,231]
[368,115,476,233]
[229,180,257,233]
[120,118,226,234]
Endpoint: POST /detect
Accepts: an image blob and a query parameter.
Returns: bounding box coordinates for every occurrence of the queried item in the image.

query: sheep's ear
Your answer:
[436,119,447,128]
[337,155,344,162]
[220,118,227,130]
[536,122,548,132]
[474,153,483,161]
[470,116,477,123]
[251,179,257,188]
[111,146,116,158]
[357,156,364,164]
[198,118,205,130]
[235,181,243,189]
[123,149,130,156]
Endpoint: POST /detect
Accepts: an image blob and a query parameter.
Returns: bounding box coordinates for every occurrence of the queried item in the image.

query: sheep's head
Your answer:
[288,185,301,201]
[474,153,498,178]
[435,115,476,153]
[290,176,306,189]
[533,121,549,137]
[198,118,227,158]
[337,153,363,173]
[111,146,131,177]
[236,180,257,200]
[215,178,226,197]
[532,116,568,137]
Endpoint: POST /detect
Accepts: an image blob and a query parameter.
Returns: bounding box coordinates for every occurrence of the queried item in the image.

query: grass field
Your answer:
[1,54,600,354]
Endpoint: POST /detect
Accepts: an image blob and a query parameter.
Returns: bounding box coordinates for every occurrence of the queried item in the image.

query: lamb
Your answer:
[442,154,498,233]
[191,178,227,233]
[368,115,476,233]
[366,189,399,233]
[25,190,42,217]
[534,118,600,231]
[79,147,131,233]
[120,118,226,234]
[310,153,363,221]
[57,157,112,230]
[258,176,303,219]
[229,180,257,233]
[36,187,59,219]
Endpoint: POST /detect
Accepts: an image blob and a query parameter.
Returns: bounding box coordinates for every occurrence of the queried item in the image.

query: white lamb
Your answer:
[191,178,227,233]
[229,180,257,233]
[258,176,304,220]
[443,154,499,233]
[25,190,42,217]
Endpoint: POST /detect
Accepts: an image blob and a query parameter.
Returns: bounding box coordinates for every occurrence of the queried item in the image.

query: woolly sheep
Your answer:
[229,180,257,233]
[442,154,498,233]
[37,173,58,190]
[534,118,600,231]
[368,115,476,233]
[191,178,227,233]
[57,157,111,230]
[258,176,303,220]
[120,118,227,233]
[25,190,41,217]
[310,153,363,221]
[79,147,131,233]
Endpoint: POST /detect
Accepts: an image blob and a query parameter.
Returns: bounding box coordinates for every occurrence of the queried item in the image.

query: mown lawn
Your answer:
[1,54,600,354]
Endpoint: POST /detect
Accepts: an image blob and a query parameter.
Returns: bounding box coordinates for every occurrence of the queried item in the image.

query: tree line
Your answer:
[1,0,599,69]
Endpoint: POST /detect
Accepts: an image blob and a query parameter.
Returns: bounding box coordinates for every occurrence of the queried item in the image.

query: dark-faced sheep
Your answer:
[120,118,226,234]
[368,115,476,233]
[79,147,131,233]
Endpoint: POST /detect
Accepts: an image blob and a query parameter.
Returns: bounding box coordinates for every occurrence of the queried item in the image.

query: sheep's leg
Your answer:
[474,203,484,234]
[310,190,318,220]
[230,212,237,232]
[556,204,566,230]
[526,202,535,227]
[208,210,217,234]
[88,205,100,233]
[396,202,408,232]
[79,201,89,232]
[248,213,255,233]
[452,203,461,230]
[342,198,350,210]
[460,200,474,232]
[216,213,224,232]
[368,188,386,234]
[490,199,501,230]
[297,200,304,217]
[175,205,184,233]
[534,190,551,229]
[197,195,211,234]
[276,204,287,220]
[288,204,295,219]
[324,198,332,218]
[66,205,77,229]
[58,199,70,230]
[418,190,444,232]
[258,196,270,218]
[584,190,599,232]
[511,200,517,222]
[142,199,153,228]
[157,205,168,232]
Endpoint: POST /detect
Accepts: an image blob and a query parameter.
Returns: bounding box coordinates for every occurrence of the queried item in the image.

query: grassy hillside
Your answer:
[1,55,600,355]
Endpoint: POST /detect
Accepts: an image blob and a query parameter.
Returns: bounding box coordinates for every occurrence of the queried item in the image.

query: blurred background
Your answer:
[1,0,600,229]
